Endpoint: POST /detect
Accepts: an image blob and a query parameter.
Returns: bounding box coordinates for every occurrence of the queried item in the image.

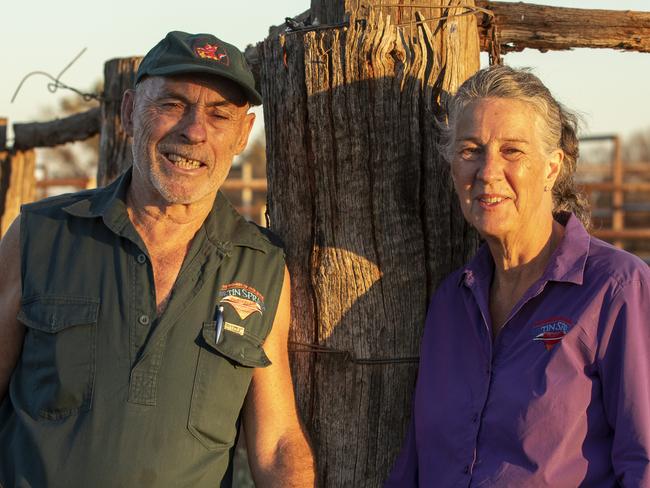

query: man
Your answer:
[0,31,315,487]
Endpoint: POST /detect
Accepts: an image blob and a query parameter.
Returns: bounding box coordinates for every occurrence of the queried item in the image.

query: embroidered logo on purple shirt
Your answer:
[532,317,573,351]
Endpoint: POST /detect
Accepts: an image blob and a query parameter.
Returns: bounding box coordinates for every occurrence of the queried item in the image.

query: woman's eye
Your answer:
[502,147,523,156]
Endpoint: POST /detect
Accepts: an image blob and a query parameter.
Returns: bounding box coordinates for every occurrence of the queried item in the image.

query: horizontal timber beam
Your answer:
[251,2,650,59]
[476,0,650,54]
[12,107,100,151]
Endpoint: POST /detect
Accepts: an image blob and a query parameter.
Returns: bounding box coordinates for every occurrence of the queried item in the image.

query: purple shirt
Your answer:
[386,214,650,487]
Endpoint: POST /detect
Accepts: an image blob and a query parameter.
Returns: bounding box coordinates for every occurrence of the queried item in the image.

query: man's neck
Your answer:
[125,185,217,315]
[125,185,215,243]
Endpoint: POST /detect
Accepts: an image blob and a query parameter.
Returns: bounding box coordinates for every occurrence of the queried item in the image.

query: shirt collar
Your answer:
[61,168,268,253]
[62,169,131,236]
[540,212,589,285]
[459,212,590,289]
[201,191,269,253]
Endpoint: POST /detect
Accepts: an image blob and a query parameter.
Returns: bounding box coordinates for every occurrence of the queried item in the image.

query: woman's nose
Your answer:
[477,147,504,183]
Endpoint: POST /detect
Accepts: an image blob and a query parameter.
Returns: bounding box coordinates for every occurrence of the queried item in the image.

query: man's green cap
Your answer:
[136,31,262,106]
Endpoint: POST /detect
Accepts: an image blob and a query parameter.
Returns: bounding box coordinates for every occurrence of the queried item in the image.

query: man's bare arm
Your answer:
[0,217,24,403]
[243,267,316,487]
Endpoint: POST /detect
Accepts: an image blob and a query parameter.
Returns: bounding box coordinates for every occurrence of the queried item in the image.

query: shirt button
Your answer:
[138,314,150,325]
[464,465,470,474]
[136,253,147,264]
[472,413,479,423]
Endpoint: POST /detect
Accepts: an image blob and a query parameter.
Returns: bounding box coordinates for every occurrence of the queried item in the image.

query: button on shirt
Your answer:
[386,214,650,487]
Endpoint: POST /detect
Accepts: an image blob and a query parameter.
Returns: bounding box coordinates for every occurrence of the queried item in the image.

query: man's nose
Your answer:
[179,107,207,143]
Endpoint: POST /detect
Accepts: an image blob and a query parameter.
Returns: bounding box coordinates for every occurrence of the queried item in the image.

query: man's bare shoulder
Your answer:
[0,216,24,402]
[0,217,21,284]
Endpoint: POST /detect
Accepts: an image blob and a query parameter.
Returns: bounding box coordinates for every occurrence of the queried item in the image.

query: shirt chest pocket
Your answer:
[14,296,100,421]
[188,321,271,450]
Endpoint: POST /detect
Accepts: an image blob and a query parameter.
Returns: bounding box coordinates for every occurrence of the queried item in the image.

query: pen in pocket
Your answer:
[215,305,224,345]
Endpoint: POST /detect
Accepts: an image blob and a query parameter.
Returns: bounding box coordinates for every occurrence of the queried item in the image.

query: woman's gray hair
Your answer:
[439,65,591,229]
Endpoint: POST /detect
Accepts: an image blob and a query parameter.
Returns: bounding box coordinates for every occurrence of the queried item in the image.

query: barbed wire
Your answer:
[289,341,419,365]
[10,48,102,104]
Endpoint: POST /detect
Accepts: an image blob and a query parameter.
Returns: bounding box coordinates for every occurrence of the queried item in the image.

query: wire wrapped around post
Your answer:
[289,341,420,365]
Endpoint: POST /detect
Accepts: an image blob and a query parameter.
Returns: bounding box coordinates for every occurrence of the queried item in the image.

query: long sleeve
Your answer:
[598,278,650,487]
[384,410,419,487]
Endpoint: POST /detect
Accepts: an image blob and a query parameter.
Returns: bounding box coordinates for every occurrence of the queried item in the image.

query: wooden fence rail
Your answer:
[578,135,650,255]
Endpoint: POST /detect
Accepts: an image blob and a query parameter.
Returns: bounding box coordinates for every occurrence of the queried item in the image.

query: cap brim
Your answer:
[139,63,263,106]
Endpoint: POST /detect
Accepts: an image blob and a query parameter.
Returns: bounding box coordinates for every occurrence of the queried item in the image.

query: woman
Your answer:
[385,66,650,487]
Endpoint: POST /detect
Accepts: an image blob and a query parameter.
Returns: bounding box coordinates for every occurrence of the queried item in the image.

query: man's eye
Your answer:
[459,147,480,159]
[160,101,184,110]
[209,111,231,120]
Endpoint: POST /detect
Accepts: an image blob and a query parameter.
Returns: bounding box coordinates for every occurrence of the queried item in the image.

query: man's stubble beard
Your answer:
[131,142,227,206]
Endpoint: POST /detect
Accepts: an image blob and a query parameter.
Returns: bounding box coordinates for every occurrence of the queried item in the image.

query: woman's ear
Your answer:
[546,149,564,189]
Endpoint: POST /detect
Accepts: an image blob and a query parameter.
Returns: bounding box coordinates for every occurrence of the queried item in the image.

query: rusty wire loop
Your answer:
[289,341,419,365]
[11,48,102,104]
[356,3,494,25]
[392,4,494,26]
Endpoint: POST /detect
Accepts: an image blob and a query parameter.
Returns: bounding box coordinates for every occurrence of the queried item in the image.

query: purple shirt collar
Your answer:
[459,213,590,290]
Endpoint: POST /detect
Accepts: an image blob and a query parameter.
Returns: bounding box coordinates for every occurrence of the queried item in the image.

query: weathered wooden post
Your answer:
[0,119,6,153]
[260,1,480,484]
[97,58,141,186]
[0,118,36,237]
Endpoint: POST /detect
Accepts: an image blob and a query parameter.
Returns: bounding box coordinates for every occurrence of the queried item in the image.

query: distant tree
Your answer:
[235,134,266,178]
[623,127,650,163]
[37,80,102,179]
[579,141,613,166]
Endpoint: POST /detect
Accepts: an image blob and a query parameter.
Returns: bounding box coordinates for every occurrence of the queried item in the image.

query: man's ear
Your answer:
[235,112,256,155]
[121,89,136,137]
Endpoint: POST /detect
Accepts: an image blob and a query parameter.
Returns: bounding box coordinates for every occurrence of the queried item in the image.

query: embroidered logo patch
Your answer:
[219,282,265,320]
[194,42,230,65]
[532,317,573,351]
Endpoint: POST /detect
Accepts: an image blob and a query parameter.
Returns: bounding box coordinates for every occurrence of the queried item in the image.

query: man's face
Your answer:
[122,74,255,206]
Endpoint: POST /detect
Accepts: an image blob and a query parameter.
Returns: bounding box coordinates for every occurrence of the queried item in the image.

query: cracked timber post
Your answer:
[260,1,481,485]
[97,57,141,187]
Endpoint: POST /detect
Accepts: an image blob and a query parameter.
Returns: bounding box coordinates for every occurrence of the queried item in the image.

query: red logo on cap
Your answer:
[195,43,229,65]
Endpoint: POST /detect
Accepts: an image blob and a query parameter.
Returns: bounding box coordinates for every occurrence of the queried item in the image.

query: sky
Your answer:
[1,0,649,143]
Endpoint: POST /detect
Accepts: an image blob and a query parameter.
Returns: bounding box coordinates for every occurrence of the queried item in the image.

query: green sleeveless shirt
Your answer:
[0,170,285,487]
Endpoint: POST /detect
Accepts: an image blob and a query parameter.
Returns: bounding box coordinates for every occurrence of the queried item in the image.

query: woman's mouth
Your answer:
[477,194,509,207]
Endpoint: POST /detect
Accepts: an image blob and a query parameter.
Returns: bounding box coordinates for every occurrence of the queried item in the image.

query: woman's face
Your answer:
[450,97,563,243]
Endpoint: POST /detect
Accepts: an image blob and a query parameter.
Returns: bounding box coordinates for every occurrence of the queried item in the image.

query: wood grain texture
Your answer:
[97,58,140,186]
[476,0,650,53]
[12,108,100,151]
[260,2,479,484]
[0,119,6,151]
[0,150,35,237]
